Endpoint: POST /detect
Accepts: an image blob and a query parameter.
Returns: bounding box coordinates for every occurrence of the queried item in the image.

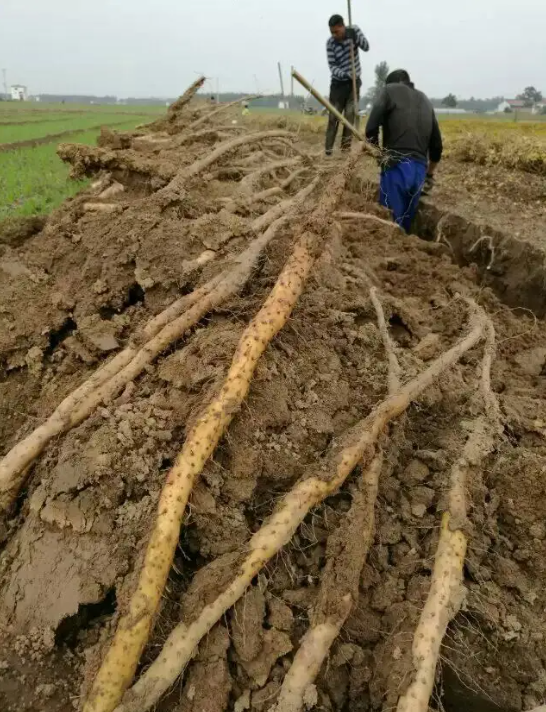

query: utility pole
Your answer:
[277,62,286,109]
[290,66,294,98]
[2,69,7,98]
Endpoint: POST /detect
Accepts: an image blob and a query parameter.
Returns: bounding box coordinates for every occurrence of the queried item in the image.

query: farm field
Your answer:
[0,102,163,219]
[3,90,546,712]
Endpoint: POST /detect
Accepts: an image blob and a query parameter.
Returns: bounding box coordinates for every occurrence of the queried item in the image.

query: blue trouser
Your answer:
[379,159,427,233]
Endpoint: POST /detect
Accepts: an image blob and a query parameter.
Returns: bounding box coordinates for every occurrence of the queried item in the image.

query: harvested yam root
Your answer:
[165,75,206,117]
[273,455,383,712]
[82,148,362,712]
[186,94,260,131]
[57,143,177,182]
[238,158,301,194]
[396,319,502,712]
[274,290,399,712]
[0,180,317,512]
[114,298,488,712]
[154,129,293,206]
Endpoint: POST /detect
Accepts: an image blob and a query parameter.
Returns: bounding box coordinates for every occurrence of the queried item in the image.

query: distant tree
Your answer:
[517,86,543,107]
[365,61,390,104]
[442,93,458,108]
[504,106,513,113]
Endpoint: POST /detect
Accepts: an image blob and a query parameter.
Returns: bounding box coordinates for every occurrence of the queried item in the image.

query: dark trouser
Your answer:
[325,78,361,154]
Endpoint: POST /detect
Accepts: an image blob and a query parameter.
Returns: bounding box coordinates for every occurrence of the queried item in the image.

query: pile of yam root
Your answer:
[0,77,508,712]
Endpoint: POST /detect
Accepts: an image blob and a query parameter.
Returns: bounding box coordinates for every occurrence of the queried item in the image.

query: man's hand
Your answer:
[345,26,357,42]
[421,173,435,196]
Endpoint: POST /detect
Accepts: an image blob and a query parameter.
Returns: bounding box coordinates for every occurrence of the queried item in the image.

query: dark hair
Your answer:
[328,14,344,27]
[386,69,412,86]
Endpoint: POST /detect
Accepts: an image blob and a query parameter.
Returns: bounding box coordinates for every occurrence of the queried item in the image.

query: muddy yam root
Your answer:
[0,179,318,512]
[396,318,502,712]
[114,299,488,712]
[82,150,362,712]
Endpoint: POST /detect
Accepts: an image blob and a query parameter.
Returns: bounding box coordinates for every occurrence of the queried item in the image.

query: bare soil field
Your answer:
[1,86,546,712]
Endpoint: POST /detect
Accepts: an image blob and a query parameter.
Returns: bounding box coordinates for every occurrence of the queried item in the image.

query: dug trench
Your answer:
[1,101,546,712]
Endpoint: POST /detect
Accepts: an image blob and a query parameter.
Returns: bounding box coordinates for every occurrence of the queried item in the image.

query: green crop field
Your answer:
[0,102,164,220]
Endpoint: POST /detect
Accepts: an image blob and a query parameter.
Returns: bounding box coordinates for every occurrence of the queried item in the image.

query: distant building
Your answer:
[532,100,546,115]
[496,99,528,113]
[10,84,28,101]
[435,107,469,115]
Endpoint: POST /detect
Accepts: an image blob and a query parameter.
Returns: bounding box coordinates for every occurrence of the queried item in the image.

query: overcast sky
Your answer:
[2,0,545,99]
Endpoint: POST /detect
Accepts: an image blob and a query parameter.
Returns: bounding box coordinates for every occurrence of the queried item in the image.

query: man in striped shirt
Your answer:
[325,14,370,155]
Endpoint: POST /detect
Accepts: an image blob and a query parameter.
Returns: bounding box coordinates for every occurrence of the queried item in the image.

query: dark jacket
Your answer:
[365,83,443,166]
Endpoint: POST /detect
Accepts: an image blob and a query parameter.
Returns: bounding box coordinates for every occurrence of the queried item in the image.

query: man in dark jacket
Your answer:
[325,14,370,155]
[365,69,443,232]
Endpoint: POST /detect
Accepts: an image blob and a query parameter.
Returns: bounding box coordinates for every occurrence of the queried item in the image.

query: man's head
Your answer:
[328,14,346,41]
[386,69,413,87]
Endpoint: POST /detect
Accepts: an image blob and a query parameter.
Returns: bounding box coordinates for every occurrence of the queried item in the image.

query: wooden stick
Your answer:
[114,300,487,712]
[292,68,364,143]
[346,0,359,127]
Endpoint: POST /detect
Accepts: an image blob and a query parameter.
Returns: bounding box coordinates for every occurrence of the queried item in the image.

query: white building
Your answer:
[10,84,28,101]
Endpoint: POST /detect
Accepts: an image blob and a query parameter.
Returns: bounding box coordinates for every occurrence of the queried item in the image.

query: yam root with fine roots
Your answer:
[273,455,383,712]
[223,168,309,214]
[336,210,402,230]
[0,179,318,512]
[274,290,400,712]
[57,143,177,182]
[165,75,206,117]
[173,125,245,148]
[396,318,502,712]
[113,297,489,712]
[186,94,261,131]
[82,148,363,712]
[239,158,302,194]
[153,129,294,206]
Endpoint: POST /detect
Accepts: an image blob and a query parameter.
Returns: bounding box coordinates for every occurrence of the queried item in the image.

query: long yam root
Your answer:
[115,298,487,712]
[57,144,177,182]
[239,158,301,194]
[187,94,260,131]
[369,287,401,394]
[336,211,402,230]
[274,454,383,712]
[81,149,352,712]
[276,289,401,712]
[155,130,293,205]
[273,597,353,712]
[166,76,206,117]
[396,318,501,712]
[0,180,317,512]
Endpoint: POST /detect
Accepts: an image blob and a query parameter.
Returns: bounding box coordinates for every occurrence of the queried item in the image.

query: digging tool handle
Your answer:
[347,0,359,126]
[291,69,364,142]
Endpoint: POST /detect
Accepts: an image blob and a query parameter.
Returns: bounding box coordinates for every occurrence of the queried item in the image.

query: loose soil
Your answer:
[1,101,546,712]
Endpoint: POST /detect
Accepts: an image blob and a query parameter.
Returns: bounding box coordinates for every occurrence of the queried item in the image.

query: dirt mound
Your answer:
[1,90,546,712]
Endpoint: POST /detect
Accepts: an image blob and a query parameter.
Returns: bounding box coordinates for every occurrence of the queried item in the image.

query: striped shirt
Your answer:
[326,25,370,82]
